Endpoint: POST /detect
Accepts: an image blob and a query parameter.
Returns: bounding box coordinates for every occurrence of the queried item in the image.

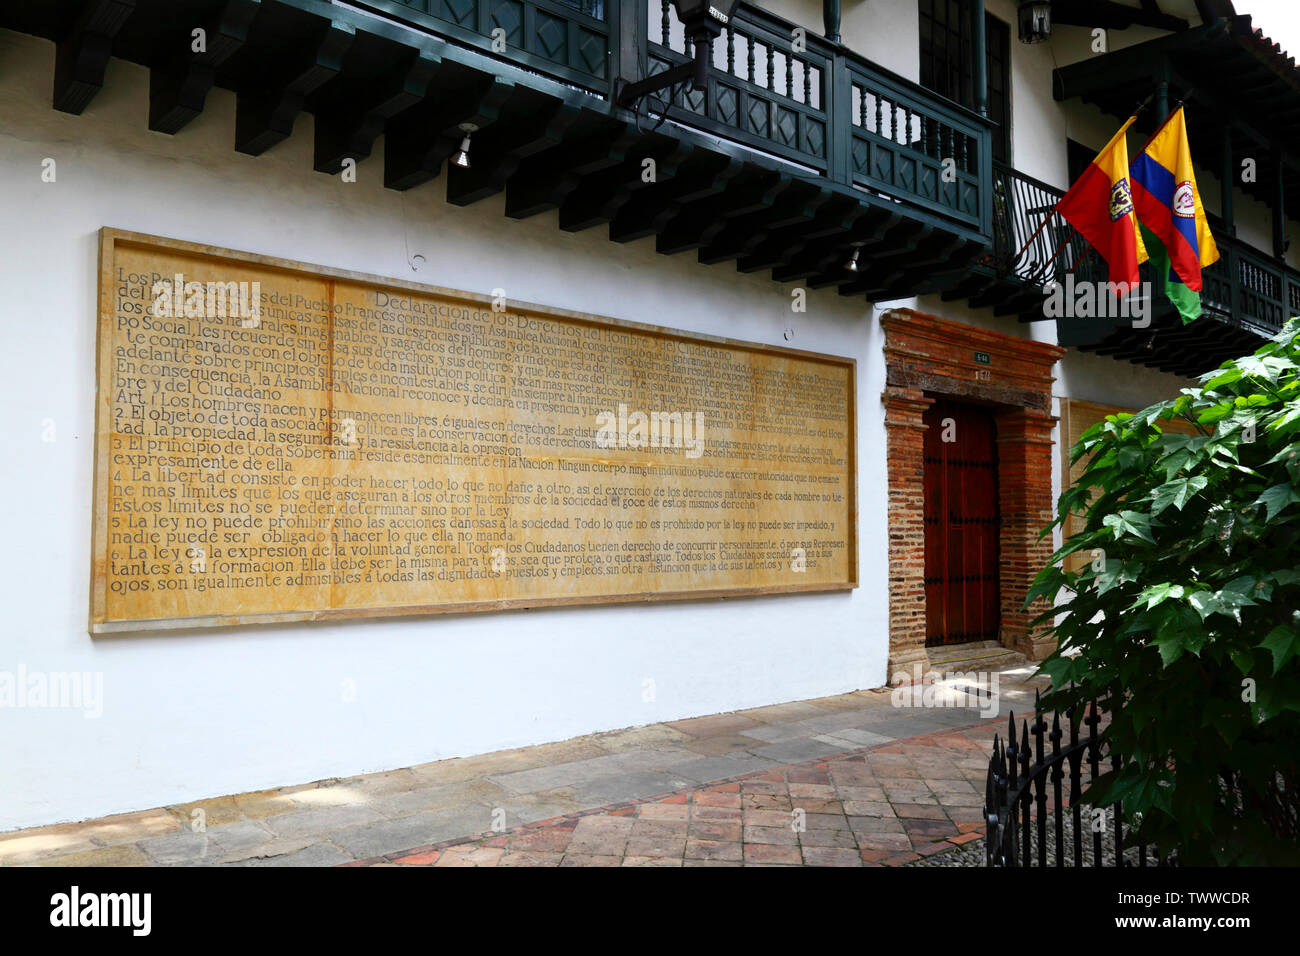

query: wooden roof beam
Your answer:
[504,115,640,221]
[1053,20,1225,103]
[312,49,439,174]
[556,138,694,234]
[735,199,885,274]
[1063,49,1300,191]
[695,183,830,264]
[53,0,135,114]
[1051,0,1188,33]
[608,153,743,244]
[446,90,579,207]
[656,168,795,256]
[149,0,261,135]
[234,18,353,156]
[382,67,511,192]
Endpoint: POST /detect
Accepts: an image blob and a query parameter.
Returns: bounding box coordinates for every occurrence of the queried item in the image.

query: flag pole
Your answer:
[1025,231,1076,285]
[1134,89,1192,154]
[1007,207,1059,268]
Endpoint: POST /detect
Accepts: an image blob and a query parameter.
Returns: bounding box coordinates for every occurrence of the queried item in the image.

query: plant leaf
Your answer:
[1260,626,1299,674]
[1255,483,1300,521]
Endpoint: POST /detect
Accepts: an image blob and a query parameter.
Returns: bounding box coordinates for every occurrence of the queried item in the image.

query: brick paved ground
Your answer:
[358,723,997,867]
[1,664,1043,866]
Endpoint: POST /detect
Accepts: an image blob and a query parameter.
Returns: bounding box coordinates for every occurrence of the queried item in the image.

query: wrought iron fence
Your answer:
[984,690,1172,867]
[987,161,1102,285]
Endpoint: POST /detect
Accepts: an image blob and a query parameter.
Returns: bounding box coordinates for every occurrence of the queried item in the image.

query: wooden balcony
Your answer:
[1,0,997,302]
[1076,233,1300,377]
[943,161,1297,377]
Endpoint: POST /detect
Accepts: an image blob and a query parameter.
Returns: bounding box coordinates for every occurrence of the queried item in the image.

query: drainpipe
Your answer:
[972,0,987,116]
[823,0,840,43]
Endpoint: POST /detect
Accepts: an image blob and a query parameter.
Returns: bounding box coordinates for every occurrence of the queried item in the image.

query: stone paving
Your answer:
[360,723,998,867]
[0,664,1046,867]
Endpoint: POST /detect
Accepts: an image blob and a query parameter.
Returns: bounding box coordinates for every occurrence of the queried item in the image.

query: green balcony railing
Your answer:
[354,0,994,238]
[987,159,1298,336]
[646,1,831,174]
[374,0,612,89]
[1202,236,1300,337]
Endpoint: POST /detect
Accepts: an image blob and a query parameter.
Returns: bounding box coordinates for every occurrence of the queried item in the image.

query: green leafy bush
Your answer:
[1030,319,1300,865]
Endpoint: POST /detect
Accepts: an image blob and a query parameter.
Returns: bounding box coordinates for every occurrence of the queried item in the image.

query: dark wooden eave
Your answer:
[1051,0,1188,34]
[1053,16,1300,225]
[1057,304,1271,378]
[0,0,992,305]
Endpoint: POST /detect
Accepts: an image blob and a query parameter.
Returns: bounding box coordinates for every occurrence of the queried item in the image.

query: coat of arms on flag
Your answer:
[1110,179,1134,221]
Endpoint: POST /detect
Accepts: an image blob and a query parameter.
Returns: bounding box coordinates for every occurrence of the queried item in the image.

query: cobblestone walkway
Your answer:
[2,665,1043,866]
[357,723,998,867]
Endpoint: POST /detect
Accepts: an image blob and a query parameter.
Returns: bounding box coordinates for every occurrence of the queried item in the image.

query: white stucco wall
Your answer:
[1,0,1279,832]
[0,29,889,832]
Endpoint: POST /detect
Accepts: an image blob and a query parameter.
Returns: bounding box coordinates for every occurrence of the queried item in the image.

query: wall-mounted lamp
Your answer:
[1017,0,1051,44]
[844,244,862,272]
[452,124,477,168]
[616,0,740,110]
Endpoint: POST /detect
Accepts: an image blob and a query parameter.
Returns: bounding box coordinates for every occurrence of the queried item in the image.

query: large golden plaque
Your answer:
[91,229,856,632]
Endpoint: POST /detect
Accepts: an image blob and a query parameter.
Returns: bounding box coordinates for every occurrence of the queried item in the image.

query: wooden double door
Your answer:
[922,399,1001,647]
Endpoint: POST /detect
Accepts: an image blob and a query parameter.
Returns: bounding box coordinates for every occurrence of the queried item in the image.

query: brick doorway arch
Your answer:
[881,309,1065,681]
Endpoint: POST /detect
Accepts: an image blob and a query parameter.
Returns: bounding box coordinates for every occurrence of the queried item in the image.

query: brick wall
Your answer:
[993,409,1058,660]
[883,387,934,681]
[880,309,1065,677]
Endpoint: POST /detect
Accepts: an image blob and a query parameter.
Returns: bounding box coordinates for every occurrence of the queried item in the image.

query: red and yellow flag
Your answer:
[1055,116,1148,293]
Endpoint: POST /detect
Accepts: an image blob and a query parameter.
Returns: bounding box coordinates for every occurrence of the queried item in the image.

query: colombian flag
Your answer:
[1139,223,1204,323]
[1130,106,1219,298]
[1055,115,1148,294]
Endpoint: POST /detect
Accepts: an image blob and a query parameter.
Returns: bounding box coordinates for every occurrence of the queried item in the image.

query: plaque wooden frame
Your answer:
[91,227,858,633]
